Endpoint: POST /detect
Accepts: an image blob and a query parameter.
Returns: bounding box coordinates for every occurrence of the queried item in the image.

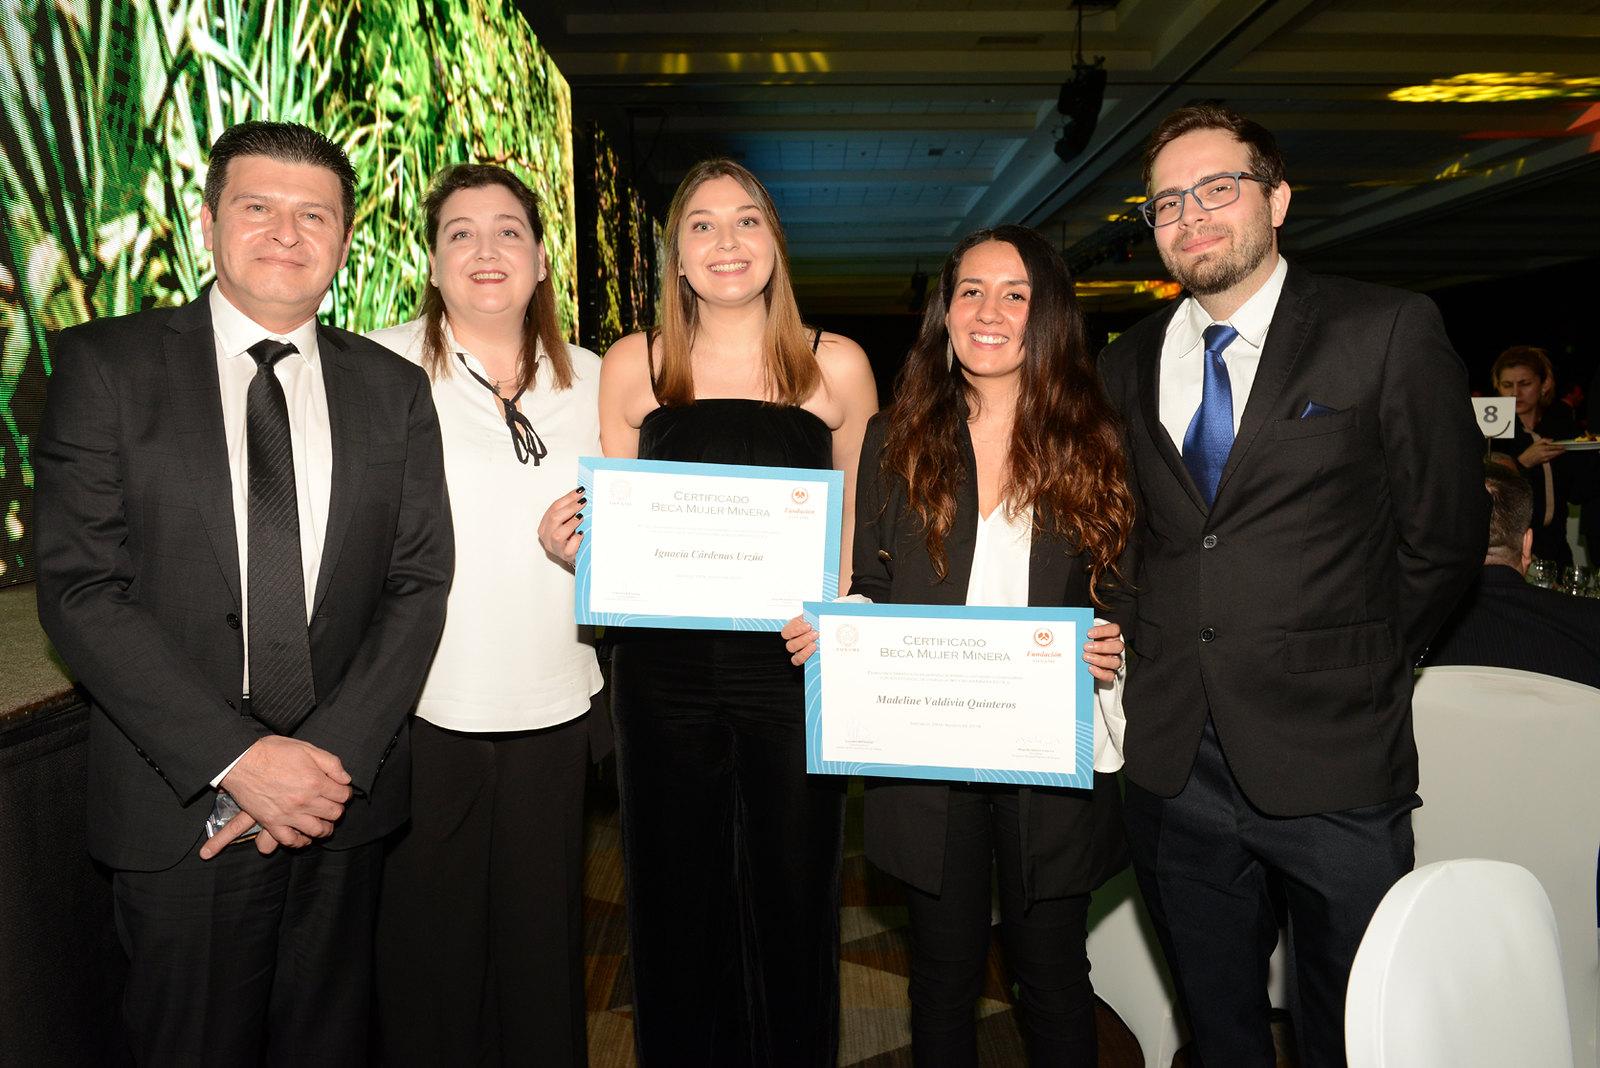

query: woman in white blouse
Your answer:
[786,225,1133,1067]
[366,164,603,1067]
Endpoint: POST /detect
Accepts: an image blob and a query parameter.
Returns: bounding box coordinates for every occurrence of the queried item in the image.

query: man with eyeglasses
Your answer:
[1098,105,1487,1067]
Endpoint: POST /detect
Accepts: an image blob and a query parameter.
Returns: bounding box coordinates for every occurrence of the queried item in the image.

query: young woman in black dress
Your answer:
[582,159,877,1065]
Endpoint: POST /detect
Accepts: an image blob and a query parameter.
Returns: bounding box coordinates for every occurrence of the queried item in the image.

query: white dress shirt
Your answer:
[964,502,1126,773]
[1158,254,1289,451]
[208,286,334,783]
[366,318,604,732]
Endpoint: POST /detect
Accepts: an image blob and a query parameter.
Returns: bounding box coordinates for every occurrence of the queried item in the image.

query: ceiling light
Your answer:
[1390,73,1600,104]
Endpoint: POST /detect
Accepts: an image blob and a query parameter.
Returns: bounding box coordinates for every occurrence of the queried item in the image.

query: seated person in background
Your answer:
[1487,345,1580,566]
[1425,462,1600,689]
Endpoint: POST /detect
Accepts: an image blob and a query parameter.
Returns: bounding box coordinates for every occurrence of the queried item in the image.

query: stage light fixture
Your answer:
[1053,3,1109,166]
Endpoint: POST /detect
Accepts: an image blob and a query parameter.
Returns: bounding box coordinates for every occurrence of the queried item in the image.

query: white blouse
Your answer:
[965,502,1126,773]
[366,318,604,732]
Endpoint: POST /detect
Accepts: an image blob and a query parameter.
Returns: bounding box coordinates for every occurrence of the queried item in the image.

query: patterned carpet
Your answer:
[580,774,1155,1067]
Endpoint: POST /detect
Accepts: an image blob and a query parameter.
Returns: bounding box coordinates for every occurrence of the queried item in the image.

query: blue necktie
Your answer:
[1182,323,1240,506]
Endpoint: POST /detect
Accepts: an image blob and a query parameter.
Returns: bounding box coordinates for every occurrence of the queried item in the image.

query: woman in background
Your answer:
[1491,345,1577,565]
[369,163,603,1067]
[562,158,876,1065]
[790,225,1131,1067]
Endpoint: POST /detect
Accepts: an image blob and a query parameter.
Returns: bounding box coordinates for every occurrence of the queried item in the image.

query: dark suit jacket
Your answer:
[1098,266,1487,817]
[849,412,1129,901]
[34,292,453,871]
[1424,565,1600,689]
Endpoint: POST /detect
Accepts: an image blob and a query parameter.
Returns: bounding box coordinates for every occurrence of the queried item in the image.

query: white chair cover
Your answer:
[1086,868,1184,1067]
[1411,666,1600,1064]
[1345,858,1572,1067]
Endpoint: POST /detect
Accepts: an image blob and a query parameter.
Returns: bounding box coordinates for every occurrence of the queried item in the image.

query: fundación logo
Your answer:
[791,486,809,505]
[1033,628,1055,648]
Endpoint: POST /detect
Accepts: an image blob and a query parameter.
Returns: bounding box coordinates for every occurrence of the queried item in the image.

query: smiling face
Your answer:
[1148,127,1289,302]
[676,174,777,308]
[946,240,1031,385]
[430,182,545,324]
[200,154,351,332]
[1496,363,1545,418]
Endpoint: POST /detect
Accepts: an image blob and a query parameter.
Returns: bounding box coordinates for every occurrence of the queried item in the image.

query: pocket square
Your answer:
[1300,401,1337,419]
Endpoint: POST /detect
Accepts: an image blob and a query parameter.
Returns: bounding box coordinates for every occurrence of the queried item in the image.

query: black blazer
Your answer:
[1424,565,1600,689]
[35,292,453,871]
[848,412,1129,901]
[1098,265,1488,817]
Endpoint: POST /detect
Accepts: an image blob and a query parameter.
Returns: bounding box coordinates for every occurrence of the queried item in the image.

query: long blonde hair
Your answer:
[653,158,818,406]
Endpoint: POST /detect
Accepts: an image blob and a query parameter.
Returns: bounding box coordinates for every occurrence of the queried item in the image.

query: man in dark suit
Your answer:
[1098,105,1487,1067]
[34,122,452,1064]
[1426,461,1600,687]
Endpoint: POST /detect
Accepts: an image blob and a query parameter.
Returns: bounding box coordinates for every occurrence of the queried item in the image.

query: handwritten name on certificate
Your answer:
[575,457,843,631]
[803,602,1095,788]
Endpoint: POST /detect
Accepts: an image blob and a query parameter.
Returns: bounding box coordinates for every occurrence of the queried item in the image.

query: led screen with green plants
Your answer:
[0,0,577,587]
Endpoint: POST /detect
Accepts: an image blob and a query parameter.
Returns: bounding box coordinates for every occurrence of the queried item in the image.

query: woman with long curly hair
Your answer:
[790,224,1134,1066]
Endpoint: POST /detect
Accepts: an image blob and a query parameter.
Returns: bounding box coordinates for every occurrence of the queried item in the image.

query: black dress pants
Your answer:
[374,714,591,1067]
[901,784,1095,1068]
[611,633,846,1067]
[1123,719,1417,1068]
[112,836,382,1067]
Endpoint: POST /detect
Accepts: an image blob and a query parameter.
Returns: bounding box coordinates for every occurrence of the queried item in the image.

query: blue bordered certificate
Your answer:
[575,457,843,631]
[803,601,1095,788]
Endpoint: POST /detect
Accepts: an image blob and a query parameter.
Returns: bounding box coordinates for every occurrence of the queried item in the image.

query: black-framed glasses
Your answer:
[1139,172,1271,228]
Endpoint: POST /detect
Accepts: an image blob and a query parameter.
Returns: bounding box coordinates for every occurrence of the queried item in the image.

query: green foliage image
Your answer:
[0,0,578,585]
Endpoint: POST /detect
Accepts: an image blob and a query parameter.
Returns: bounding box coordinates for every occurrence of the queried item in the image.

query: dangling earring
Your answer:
[945,337,955,370]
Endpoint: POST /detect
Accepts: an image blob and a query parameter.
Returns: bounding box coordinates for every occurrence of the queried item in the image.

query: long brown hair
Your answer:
[879,225,1135,603]
[418,163,573,392]
[653,158,818,406]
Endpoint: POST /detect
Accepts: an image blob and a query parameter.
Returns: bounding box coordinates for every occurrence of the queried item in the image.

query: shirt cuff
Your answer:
[210,747,253,789]
[1092,616,1128,773]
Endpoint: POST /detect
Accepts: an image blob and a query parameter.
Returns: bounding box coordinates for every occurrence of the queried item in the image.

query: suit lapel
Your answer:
[164,296,241,608]
[1213,267,1317,503]
[1026,513,1074,607]
[313,328,369,616]
[1134,303,1208,514]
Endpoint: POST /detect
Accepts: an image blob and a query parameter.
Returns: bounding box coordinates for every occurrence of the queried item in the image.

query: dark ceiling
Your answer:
[522,0,1600,315]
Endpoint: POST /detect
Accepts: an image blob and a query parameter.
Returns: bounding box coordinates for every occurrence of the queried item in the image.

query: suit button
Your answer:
[1202,534,1218,549]
[226,613,240,630]
[1200,627,1216,642]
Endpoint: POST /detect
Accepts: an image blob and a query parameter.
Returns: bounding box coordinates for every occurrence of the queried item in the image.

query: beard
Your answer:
[1159,211,1276,297]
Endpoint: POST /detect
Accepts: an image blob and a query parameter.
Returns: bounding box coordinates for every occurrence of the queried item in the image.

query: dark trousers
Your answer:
[1123,720,1417,1068]
[902,784,1095,1068]
[374,714,590,1067]
[611,636,846,1067]
[112,836,382,1067]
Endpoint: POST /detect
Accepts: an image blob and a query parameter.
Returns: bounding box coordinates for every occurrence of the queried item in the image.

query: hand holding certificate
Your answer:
[575,457,843,630]
[803,602,1096,788]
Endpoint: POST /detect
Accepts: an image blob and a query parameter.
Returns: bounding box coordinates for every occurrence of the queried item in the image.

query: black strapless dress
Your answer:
[610,399,845,1067]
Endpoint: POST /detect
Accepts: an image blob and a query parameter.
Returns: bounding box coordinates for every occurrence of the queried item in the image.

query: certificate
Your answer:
[802,602,1095,788]
[575,457,843,630]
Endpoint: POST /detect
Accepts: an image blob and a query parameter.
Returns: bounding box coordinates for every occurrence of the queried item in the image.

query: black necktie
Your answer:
[246,339,315,733]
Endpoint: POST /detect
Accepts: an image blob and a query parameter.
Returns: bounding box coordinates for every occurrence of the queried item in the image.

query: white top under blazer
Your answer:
[965,501,1127,773]
[366,318,604,732]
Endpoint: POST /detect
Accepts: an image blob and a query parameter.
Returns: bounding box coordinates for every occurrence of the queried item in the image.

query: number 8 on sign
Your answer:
[1470,397,1514,439]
